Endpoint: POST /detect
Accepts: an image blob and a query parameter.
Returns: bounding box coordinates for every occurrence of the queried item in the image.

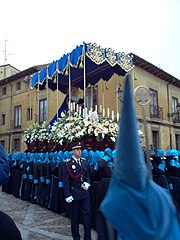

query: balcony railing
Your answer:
[150,105,163,120]
[172,112,180,123]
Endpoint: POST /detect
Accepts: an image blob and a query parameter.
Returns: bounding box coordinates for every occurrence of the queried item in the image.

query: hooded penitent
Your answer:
[100,73,180,240]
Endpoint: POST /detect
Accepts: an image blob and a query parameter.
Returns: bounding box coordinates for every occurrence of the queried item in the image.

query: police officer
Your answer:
[63,141,91,240]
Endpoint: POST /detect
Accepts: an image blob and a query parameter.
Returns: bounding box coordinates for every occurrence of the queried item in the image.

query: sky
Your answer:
[0,0,180,79]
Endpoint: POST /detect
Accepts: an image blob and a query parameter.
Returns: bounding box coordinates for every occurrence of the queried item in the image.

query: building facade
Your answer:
[0,64,19,80]
[0,56,179,153]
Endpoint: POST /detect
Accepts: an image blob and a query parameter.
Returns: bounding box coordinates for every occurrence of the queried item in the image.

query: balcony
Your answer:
[167,104,180,124]
[172,112,180,124]
[149,105,163,120]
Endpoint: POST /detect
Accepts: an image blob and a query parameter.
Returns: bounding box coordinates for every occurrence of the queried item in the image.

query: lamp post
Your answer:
[117,87,123,102]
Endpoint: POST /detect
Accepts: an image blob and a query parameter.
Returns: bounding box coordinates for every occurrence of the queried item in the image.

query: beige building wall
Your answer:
[95,67,179,152]
[0,65,19,80]
[0,63,179,153]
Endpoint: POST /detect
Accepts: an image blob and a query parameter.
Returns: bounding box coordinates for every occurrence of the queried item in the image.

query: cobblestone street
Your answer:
[0,189,98,240]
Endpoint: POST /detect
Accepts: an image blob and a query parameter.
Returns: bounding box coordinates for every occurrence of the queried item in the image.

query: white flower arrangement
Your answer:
[23,110,144,146]
[23,121,50,143]
[38,121,51,141]
[23,125,34,143]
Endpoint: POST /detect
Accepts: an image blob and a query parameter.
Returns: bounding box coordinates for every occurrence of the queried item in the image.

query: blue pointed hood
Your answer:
[101,73,180,240]
[114,73,149,190]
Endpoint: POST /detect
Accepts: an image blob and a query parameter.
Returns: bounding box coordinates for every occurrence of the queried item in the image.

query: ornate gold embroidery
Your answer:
[86,43,105,65]
[86,43,134,72]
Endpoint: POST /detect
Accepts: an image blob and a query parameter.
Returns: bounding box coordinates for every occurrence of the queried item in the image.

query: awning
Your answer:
[31,42,134,93]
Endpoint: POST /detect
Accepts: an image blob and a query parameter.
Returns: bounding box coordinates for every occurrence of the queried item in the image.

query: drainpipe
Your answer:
[167,82,172,149]
[8,82,13,152]
[167,78,175,149]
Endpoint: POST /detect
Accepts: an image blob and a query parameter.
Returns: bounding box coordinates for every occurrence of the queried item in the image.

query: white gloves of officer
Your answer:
[65,196,74,203]
[82,182,90,190]
[65,183,90,203]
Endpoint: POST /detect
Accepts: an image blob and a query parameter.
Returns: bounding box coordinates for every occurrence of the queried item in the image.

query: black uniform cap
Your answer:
[70,141,82,150]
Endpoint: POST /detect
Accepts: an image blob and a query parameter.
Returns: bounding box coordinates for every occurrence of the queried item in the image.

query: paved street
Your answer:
[0,189,98,240]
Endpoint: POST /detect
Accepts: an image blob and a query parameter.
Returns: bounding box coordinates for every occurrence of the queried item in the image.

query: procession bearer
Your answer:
[63,141,91,240]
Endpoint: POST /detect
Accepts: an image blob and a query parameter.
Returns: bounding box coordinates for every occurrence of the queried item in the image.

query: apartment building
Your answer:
[0,55,179,153]
[0,64,19,80]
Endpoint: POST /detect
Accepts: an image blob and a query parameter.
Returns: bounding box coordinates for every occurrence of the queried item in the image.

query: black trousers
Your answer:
[70,198,91,240]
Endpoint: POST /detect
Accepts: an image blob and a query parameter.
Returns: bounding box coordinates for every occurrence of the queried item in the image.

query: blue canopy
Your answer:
[31,43,134,93]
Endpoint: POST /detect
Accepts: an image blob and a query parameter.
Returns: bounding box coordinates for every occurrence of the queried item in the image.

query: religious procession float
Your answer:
[22,42,144,153]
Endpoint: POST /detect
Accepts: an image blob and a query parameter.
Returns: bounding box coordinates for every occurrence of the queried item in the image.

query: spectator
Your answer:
[0,145,22,240]
[0,145,10,186]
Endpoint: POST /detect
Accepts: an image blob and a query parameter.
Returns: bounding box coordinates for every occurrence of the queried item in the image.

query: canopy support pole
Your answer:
[116,74,119,116]
[102,80,105,110]
[68,54,71,116]
[83,44,86,117]
[37,72,40,123]
[56,62,59,120]
[29,77,32,124]
[46,67,49,122]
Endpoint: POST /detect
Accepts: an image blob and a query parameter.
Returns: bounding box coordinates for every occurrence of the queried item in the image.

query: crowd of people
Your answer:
[1,143,180,238]
[1,144,115,239]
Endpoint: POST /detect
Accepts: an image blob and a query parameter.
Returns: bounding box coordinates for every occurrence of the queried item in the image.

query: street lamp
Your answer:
[117,87,123,102]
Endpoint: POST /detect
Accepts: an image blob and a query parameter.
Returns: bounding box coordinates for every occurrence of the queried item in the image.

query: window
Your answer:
[27,108,32,121]
[0,140,5,149]
[150,89,158,115]
[14,105,22,127]
[2,87,6,95]
[85,86,98,111]
[1,114,5,125]
[13,139,20,151]
[172,97,179,122]
[172,97,178,113]
[39,99,47,123]
[149,89,163,119]
[152,130,159,150]
[16,82,21,91]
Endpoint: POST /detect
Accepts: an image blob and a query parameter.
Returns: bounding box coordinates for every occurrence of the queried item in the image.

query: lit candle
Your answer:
[79,106,82,116]
[107,108,110,118]
[68,102,71,111]
[112,110,114,121]
[76,104,79,113]
[103,108,105,118]
[117,112,119,121]
[73,102,75,111]
[85,107,88,117]
[99,105,102,113]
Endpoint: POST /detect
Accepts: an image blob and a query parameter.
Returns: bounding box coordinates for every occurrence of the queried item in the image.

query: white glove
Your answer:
[65,196,74,203]
[82,182,90,190]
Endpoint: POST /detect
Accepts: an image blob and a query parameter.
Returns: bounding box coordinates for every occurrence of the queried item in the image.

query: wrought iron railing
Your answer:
[172,112,180,123]
[149,105,163,120]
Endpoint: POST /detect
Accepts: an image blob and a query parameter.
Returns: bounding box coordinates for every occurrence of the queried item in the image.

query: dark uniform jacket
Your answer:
[63,157,90,200]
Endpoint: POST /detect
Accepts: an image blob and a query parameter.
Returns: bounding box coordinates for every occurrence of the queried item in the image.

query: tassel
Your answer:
[53,74,57,83]
[79,53,84,69]
[65,67,69,76]
[79,58,83,69]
